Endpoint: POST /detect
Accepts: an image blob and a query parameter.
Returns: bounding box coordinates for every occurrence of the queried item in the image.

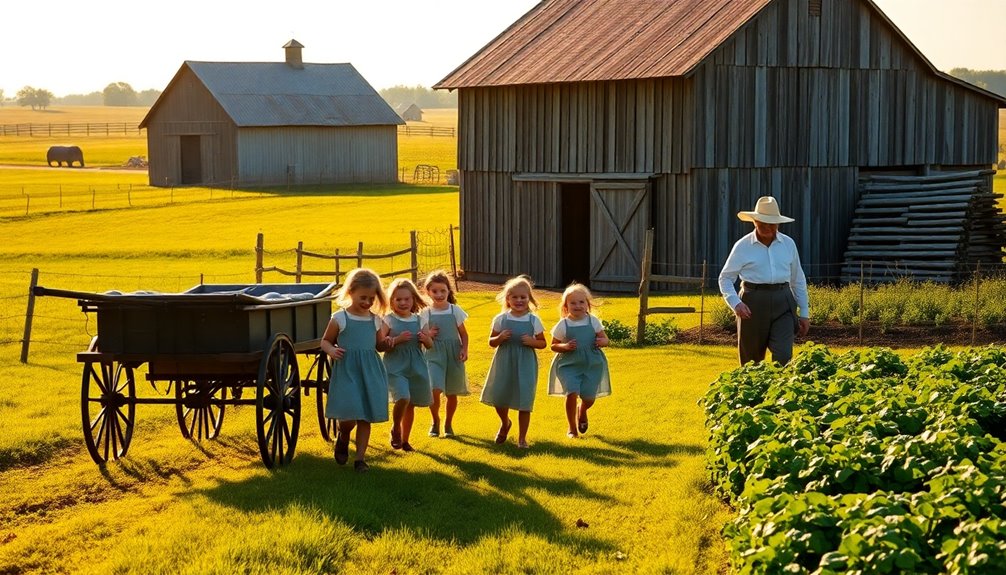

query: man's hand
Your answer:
[797,318,810,337]
[734,302,752,320]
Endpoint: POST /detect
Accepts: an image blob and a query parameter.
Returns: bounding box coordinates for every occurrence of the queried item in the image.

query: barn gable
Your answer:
[438,0,1004,290]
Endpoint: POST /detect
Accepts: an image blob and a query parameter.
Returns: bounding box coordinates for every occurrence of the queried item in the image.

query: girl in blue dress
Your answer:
[547,283,611,439]
[381,278,434,453]
[481,275,547,449]
[421,270,470,439]
[321,268,389,473]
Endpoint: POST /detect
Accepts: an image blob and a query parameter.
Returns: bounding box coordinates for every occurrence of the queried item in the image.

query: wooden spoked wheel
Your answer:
[256,334,301,468]
[307,353,336,442]
[175,380,226,440]
[81,359,136,465]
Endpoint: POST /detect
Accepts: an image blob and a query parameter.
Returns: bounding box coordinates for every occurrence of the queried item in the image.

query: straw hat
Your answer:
[737,196,794,224]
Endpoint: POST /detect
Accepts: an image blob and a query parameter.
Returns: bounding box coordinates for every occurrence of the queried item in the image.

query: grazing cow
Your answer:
[46,145,85,167]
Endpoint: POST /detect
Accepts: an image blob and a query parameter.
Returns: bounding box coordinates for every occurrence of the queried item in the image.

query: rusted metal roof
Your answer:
[142,61,403,128]
[434,0,773,88]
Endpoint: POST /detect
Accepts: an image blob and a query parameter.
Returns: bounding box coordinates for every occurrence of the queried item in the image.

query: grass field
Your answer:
[0,183,734,574]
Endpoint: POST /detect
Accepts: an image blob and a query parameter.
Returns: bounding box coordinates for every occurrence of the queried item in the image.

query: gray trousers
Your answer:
[737,287,798,366]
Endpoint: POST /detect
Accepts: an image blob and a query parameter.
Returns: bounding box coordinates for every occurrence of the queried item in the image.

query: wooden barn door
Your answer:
[180,135,202,185]
[589,182,650,292]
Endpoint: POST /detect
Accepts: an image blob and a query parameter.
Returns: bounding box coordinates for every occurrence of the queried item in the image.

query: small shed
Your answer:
[140,40,404,187]
[435,0,1006,291]
[397,103,424,122]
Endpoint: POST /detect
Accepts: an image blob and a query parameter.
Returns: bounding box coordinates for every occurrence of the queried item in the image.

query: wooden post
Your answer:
[636,229,655,346]
[296,241,304,283]
[255,233,264,283]
[59,185,62,208]
[335,248,341,283]
[25,195,29,216]
[410,231,419,283]
[858,262,865,346]
[699,260,707,344]
[972,261,981,346]
[449,224,459,291]
[200,273,204,285]
[357,242,364,269]
[91,188,95,209]
[20,268,39,363]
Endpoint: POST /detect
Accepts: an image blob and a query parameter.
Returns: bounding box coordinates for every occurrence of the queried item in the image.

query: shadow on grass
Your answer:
[194,452,616,552]
[451,434,701,467]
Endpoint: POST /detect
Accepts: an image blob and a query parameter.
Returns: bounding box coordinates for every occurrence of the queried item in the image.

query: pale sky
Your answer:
[1,0,1003,98]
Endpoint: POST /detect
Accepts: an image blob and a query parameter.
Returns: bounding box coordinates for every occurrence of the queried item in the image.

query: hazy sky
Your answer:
[2,0,1004,98]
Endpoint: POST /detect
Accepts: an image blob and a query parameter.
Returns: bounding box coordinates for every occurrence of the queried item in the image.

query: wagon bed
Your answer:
[35,282,340,468]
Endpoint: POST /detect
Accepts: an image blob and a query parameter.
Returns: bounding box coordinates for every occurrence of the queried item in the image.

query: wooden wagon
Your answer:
[34,282,340,468]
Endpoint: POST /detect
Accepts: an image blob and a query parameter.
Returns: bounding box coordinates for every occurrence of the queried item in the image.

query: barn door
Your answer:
[589,182,650,292]
[180,135,202,185]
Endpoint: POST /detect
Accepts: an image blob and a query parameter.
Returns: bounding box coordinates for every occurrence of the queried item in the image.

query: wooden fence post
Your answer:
[972,261,981,346]
[410,231,419,283]
[296,241,304,284]
[636,229,655,346]
[335,248,341,283]
[357,242,364,269]
[255,233,264,283]
[858,262,865,346]
[699,260,707,344]
[20,268,39,364]
[449,224,459,291]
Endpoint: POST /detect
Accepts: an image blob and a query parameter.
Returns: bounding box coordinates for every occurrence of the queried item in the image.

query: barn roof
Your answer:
[140,61,404,128]
[434,0,1006,105]
[435,0,773,88]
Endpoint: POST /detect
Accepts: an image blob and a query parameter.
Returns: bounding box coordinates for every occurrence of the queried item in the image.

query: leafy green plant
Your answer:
[601,318,633,344]
[642,319,678,345]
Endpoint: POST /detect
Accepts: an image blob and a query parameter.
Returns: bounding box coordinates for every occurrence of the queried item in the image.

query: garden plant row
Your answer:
[704,344,1006,574]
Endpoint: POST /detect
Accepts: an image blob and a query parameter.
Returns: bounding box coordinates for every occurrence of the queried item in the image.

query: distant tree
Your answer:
[948,68,1006,98]
[16,86,53,110]
[0,88,4,106]
[380,85,457,111]
[55,91,103,106]
[136,89,161,106]
[103,82,138,106]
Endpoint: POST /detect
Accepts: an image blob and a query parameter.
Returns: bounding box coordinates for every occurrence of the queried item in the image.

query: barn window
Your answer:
[809,0,822,17]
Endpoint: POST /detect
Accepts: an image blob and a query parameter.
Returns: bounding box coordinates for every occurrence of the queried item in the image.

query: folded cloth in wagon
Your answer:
[718,196,810,366]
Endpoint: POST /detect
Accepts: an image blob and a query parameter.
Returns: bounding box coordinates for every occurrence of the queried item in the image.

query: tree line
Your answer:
[947,68,1006,98]
[379,85,457,110]
[0,82,161,109]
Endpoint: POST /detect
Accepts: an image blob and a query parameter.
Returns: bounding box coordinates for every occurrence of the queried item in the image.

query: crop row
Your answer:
[703,344,1006,574]
[710,279,1006,331]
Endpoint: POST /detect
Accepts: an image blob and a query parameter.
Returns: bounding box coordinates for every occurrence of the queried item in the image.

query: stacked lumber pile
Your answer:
[842,169,1004,283]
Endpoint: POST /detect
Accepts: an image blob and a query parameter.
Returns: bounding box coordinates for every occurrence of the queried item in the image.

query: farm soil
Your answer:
[680,322,1006,348]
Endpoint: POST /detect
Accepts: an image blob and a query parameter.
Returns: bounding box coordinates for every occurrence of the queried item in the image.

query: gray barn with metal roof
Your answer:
[436,0,1005,291]
[140,40,403,187]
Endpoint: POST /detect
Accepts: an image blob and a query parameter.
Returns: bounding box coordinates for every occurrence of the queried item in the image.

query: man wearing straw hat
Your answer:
[718,196,810,366]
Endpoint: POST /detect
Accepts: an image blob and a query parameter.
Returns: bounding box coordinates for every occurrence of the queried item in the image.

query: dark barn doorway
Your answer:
[560,182,591,286]
[180,135,202,184]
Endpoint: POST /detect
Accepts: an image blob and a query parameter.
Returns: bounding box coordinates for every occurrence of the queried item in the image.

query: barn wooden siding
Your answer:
[236,126,398,185]
[695,0,1000,169]
[144,68,237,187]
[459,172,562,287]
[458,79,693,175]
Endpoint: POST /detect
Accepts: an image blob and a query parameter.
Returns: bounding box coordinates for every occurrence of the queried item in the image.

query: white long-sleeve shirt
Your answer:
[718,231,810,318]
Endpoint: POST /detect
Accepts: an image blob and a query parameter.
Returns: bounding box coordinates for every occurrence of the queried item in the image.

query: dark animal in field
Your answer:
[46,145,85,167]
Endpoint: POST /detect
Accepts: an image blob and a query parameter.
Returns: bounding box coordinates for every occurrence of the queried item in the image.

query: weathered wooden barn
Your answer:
[434,0,1006,291]
[140,40,403,187]
[397,103,424,122]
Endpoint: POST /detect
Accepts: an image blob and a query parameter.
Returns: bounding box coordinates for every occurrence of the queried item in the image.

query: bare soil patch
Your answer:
[679,322,1006,348]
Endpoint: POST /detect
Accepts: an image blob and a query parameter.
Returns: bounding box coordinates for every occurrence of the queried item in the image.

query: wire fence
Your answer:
[0,122,144,137]
[0,183,268,217]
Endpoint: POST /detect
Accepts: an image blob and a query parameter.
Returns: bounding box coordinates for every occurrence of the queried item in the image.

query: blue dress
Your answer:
[547,315,612,400]
[325,309,389,423]
[383,313,433,407]
[425,304,469,396]
[480,313,540,411]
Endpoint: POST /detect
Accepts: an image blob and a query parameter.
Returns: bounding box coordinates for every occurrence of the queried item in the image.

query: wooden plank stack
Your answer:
[842,169,1004,283]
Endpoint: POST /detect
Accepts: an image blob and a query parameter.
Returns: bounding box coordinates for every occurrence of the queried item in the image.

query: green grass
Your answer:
[0,186,733,574]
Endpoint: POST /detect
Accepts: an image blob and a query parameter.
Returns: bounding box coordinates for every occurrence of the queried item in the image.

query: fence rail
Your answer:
[397,125,455,138]
[255,228,460,286]
[0,122,144,137]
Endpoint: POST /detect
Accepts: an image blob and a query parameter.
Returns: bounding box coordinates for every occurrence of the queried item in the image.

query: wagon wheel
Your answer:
[175,380,227,441]
[308,353,336,442]
[81,355,136,465]
[256,334,301,468]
